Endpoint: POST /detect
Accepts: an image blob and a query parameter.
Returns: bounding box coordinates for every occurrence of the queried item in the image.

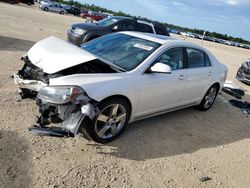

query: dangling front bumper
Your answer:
[13,57,99,138]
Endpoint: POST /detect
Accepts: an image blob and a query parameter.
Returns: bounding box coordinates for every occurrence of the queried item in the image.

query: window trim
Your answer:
[204,53,212,67]
[185,47,212,69]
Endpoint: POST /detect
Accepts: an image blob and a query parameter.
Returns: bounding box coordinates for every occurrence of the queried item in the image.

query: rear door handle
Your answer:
[178,75,185,80]
[208,71,213,76]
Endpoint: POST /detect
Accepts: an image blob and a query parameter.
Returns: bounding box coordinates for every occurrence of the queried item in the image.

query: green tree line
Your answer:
[54,0,250,45]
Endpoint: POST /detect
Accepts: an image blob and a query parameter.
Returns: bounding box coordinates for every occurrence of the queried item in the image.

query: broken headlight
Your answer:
[37,86,85,104]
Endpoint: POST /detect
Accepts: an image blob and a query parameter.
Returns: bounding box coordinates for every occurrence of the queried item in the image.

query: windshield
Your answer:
[98,17,122,27]
[81,33,160,71]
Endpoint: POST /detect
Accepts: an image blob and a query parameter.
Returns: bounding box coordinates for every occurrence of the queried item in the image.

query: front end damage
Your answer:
[236,60,250,84]
[30,99,98,137]
[14,56,99,137]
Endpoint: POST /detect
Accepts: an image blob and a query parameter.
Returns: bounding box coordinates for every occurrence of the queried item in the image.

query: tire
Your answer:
[44,7,49,11]
[86,36,99,42]
[59,11,64,15]
[81,98,130,143]
[198,84,219,111]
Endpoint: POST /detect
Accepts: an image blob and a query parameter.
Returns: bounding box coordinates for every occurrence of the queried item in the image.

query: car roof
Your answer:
[120,31,206,50]
[120,31,176,44]
[111,16,132,20]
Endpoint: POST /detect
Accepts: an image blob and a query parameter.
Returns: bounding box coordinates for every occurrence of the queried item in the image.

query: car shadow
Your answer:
[0,35,35,52]
[0,131,31,188]
[90,93,250,161]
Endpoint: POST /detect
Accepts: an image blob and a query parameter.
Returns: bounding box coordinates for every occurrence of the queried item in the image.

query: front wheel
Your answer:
[59,11,65,15]
[198,85,219,111]
[81,98,130,143]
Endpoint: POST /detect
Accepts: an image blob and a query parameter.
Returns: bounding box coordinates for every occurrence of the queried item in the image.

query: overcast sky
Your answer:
[78,0,250,41]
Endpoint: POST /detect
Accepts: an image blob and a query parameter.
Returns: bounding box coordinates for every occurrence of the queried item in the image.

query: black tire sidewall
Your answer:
[84,98,131,143]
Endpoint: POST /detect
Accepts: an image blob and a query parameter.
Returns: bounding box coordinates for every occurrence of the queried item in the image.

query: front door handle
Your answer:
[178,75,185,80]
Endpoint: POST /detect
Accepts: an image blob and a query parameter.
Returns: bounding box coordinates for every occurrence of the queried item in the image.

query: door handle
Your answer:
[208,71,213,76]
[178,75,185,80]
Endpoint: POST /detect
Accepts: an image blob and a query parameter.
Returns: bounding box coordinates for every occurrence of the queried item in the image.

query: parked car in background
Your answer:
[169,29,181,35]
[1,0,20,4]
[14,32,227,143]
[236,59,250,84]
[65,6,81,16]
[240,44,250,49]
[40,3,67,14]
[102,12,113,18]
[68,16,170,46]
[80,11,107,21]
[180,32,188,36]
[39,0,51,6]
[20,0,34,5]
[1,0,34,5]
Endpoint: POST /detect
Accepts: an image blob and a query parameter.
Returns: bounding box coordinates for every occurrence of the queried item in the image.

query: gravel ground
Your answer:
[0,2,250,188]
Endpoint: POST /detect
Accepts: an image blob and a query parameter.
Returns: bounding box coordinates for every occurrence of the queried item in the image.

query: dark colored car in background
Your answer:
[1,0,34,5]
[67,16,170,46]
[65,6,80,16]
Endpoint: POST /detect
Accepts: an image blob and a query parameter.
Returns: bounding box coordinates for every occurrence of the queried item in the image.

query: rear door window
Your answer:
[186,48,207,68]
[117,20,135,31]
[136,23,154,33]
[154,25,167,35]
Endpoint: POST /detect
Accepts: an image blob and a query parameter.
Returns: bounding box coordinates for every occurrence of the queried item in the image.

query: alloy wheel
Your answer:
[94,104,127,139]
[203,87,217,109]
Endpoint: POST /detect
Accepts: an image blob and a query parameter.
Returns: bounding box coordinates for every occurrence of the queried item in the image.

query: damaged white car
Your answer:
[14,32,227,143]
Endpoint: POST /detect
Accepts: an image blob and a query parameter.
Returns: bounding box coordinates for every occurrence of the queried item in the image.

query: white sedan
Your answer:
[14,32,228,143]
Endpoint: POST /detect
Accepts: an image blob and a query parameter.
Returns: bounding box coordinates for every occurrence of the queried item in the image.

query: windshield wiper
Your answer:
[96,56,126,72]
[110,64,126,72]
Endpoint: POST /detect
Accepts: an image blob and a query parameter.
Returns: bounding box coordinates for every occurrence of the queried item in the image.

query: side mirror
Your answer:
[149,62,172,74]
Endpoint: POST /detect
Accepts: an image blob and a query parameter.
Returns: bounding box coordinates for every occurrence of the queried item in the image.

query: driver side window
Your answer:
[154,47,184,70]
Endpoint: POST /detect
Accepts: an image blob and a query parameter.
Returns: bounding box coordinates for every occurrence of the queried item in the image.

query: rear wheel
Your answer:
[59,10,64,15]
[81,98,130,143]
[198,85,219,111]
[44,7,49,11]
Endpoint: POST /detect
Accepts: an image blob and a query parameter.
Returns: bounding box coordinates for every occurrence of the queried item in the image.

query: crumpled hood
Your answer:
[27,36,97,74]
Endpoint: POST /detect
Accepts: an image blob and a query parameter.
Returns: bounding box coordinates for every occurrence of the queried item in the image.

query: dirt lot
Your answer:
[0,2,250,188]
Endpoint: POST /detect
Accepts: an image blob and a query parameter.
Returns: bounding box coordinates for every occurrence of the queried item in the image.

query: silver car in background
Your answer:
[40,2,67,14]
